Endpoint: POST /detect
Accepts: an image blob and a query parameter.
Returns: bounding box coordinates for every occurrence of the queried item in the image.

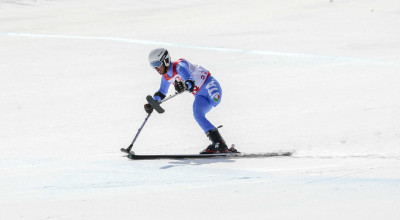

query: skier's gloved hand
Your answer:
[144,103,153,114]
[174,80,187,93]
[174,79,195,93]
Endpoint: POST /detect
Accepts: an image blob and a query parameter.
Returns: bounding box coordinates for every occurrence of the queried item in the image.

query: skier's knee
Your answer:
[193,111,205,123]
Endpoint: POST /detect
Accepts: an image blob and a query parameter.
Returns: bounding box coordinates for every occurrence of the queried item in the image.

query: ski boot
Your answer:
[200,128,228,154]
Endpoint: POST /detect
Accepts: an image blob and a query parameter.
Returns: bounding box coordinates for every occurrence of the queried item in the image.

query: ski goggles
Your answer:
[150,60,163,69]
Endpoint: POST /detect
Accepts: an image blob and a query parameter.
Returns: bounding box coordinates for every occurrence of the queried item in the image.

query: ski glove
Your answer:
[144,103,153,114]
[174,79,194,93]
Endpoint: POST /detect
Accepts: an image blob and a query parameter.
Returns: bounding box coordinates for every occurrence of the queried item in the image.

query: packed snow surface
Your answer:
[1,0,400,219]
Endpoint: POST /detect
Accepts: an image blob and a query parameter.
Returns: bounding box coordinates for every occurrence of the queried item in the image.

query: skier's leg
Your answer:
[203,77,222,108]
[193,95,214,133]
[193,95,227,154]
[193,77,228,154]
[192,77,223,133]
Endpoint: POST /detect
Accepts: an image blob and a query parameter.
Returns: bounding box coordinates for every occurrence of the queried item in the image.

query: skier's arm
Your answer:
[154,77,170,102]
[176,61,194,91]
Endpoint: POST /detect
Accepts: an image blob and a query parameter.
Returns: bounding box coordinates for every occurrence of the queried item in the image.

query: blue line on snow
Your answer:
[0,31,393,64]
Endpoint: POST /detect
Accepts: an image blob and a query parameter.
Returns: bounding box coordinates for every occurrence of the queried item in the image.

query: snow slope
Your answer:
[1,0,400,219]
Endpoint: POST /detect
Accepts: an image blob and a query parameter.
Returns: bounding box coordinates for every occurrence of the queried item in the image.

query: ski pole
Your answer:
[160,91,183,104]
[121,91,185,154]
[121,112,152,154]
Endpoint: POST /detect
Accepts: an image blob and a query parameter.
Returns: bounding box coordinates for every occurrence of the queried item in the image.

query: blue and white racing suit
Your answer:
[153,59,222,133]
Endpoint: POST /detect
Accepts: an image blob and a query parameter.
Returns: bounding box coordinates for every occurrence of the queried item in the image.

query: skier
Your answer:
[144,48,234,154]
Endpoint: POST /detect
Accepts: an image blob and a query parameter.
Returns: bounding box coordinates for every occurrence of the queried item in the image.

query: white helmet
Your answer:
[148,48,171,69]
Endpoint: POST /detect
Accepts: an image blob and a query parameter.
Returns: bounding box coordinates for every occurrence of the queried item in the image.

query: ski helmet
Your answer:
[148,48,171,69]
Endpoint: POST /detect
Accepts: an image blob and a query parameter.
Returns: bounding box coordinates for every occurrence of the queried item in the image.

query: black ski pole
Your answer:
[160,91,183,103]
[121,91,185,155]
[121,112,152,154]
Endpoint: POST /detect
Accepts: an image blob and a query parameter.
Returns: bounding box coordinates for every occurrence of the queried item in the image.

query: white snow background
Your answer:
[1,0,400,219]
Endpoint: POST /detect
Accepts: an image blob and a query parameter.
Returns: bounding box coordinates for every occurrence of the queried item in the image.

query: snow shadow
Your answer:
[160,158,236,169]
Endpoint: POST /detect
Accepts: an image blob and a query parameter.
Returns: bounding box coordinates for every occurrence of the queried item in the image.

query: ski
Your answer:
[123,151,293,160]
[125,153,240,160]
[146,95,165,113]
